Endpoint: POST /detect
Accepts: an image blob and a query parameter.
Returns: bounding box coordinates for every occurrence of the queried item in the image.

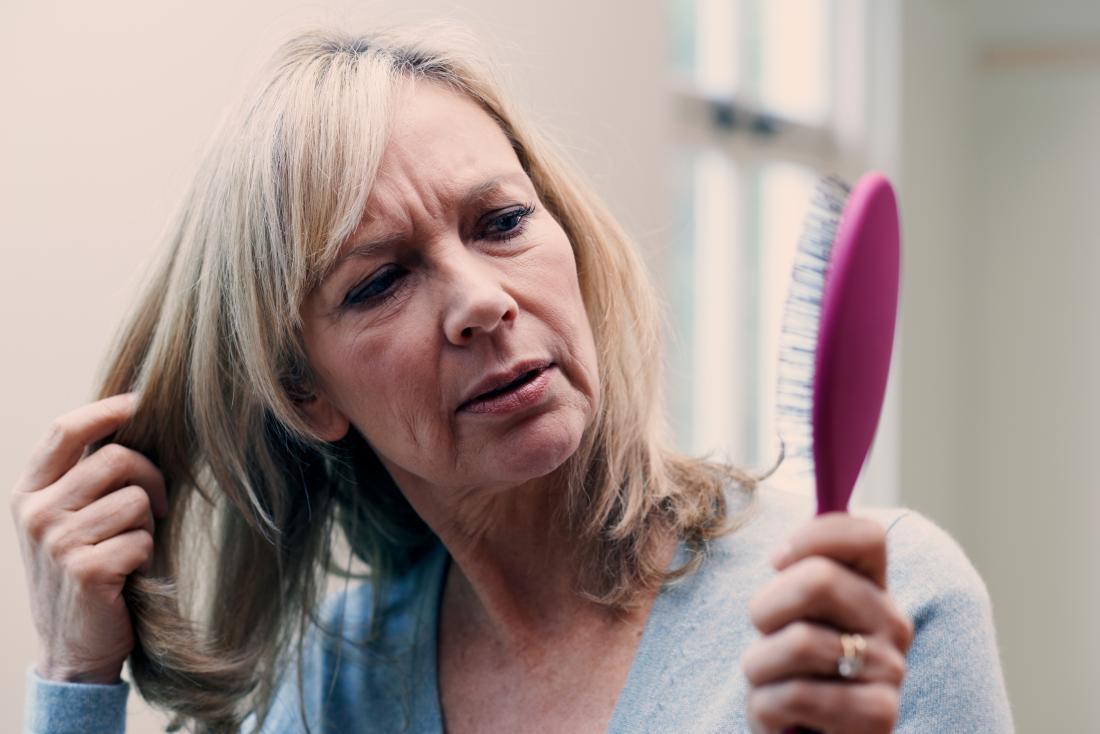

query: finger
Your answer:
[64,485,156,549]
[771,513,888,588]
[740,622,906,687]
[749,556,913,651]
[748,680,900,734]
[18,393,140,493]
[48,443,168,519]
[79,528,156,583]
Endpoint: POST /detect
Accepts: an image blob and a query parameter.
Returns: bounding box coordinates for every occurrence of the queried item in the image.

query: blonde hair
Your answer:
[98,22,759,733]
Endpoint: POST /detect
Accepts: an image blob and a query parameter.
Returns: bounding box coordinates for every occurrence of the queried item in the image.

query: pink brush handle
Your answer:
[812,172,900,514]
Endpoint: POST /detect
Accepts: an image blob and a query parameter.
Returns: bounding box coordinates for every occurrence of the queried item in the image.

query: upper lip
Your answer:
[458,359,553,410]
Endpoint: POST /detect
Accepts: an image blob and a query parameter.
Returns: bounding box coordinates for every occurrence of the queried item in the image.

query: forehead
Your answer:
[362,81,525,222]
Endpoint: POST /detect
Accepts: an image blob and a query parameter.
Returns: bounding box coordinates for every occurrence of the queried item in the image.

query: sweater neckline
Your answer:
[411,537,692,733]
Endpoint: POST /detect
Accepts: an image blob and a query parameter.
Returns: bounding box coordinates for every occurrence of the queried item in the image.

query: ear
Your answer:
[290,387,351,442]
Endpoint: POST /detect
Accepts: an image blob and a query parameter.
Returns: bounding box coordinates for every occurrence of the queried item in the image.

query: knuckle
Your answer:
[777,680,816,717]
[854,517,887,546]
[42,522,82,561]
[40,526,66,557]
[866,686,900,731]
[746,592,767,629]
[887,606,915,649]
[783,682,827,721]
[746,689,784,730]
[97,443,133,475]
[800,557,839,600]
[790,622,819,659]
[19,500,53,543]
[899,614,915,648]
[135,529,155,555]
[881,647,907,686]
[64,551,101,587]
[41,418,74,455]
[853,521,888,565]
[739,643,761,681]
[118,485,151,517]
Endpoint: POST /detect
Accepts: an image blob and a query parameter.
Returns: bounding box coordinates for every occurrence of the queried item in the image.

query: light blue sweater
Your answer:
[23,485,1015,732]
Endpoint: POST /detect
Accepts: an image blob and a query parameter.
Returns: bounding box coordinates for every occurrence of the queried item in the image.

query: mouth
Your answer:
[458,360,554,412]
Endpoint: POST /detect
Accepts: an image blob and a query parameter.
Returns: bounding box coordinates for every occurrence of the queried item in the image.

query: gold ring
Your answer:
[837,632,868,679]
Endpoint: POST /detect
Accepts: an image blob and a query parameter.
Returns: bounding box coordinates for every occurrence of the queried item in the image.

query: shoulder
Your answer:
[847,505,1000,651]
[855,512,1014,728]
[706,483,992,618]
[862,506,994,603]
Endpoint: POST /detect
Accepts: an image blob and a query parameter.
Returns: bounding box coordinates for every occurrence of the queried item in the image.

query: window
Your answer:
[662,0,897,504]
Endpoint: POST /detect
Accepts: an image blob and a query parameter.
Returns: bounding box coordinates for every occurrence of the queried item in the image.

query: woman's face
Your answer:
[300,80,600,501]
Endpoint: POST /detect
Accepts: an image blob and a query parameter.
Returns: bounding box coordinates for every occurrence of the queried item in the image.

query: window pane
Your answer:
[695,0,741,94]
[691,150,745,460]
[760,0,831,123]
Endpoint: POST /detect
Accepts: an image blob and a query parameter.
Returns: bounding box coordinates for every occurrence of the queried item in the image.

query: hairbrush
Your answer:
[774,172,902,514]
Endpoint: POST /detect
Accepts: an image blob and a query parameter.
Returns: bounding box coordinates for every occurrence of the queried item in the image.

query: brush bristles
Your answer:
[774,175,851,478]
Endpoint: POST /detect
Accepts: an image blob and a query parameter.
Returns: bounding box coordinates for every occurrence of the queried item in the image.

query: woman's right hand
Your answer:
[8,393,168,685]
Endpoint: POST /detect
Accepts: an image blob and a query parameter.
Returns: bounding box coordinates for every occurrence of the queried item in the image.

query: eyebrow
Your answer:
[327,171,531,277]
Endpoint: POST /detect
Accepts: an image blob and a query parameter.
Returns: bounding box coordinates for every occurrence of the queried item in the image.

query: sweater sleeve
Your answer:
[23,666,130,734]
[22,658,312,734]
[884,510,1015,733]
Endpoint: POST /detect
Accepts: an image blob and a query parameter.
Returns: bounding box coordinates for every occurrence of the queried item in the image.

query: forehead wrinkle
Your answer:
[362,170,529,229]
[325,170,531,281]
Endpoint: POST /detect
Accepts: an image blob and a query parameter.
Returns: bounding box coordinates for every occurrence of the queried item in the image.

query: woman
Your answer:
[12,24,1012,733]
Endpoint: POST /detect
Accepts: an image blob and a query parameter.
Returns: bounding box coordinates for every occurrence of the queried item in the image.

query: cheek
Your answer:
[354,333,435,418]
[523,240,600,401]
[317,315,440,436]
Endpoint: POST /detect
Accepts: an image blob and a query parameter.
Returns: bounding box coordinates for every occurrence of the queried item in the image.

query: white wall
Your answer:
[899,0,1100,729]
[896,0,981,542]
[0,2,667,731]
[974,60,1100,731]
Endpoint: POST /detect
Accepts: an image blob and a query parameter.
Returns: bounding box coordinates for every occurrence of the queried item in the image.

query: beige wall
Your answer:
[0,2,667,731]
[898,0,1100,729]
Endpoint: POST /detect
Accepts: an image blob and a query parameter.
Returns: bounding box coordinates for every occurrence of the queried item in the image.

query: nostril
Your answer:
[461,326,473,339]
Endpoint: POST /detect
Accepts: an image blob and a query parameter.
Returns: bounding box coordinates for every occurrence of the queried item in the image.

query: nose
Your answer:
[441,254,519,345]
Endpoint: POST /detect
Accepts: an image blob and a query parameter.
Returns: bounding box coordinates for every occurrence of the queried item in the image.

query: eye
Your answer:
[483,204,535,242]
[340,204,536,310]
[344,265,407,308]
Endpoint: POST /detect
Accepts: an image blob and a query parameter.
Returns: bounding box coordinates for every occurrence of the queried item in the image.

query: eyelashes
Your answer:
[484,203,535,243]
[342,203,536,309]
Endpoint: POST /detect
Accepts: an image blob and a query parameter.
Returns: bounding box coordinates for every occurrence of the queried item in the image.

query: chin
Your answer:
[491,408,587,482]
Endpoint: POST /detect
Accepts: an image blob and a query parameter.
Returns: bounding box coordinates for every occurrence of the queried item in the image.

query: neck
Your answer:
[441,475,592,644]
[393,469,675,656]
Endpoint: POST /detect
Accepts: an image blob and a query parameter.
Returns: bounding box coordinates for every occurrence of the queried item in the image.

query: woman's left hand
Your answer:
[741,513,915,733]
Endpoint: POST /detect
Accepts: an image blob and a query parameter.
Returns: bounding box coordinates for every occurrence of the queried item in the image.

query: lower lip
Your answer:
[460,366,554,415]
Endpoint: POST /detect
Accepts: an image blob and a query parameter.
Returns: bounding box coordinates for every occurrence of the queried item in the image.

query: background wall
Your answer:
[898,0,1100,730]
